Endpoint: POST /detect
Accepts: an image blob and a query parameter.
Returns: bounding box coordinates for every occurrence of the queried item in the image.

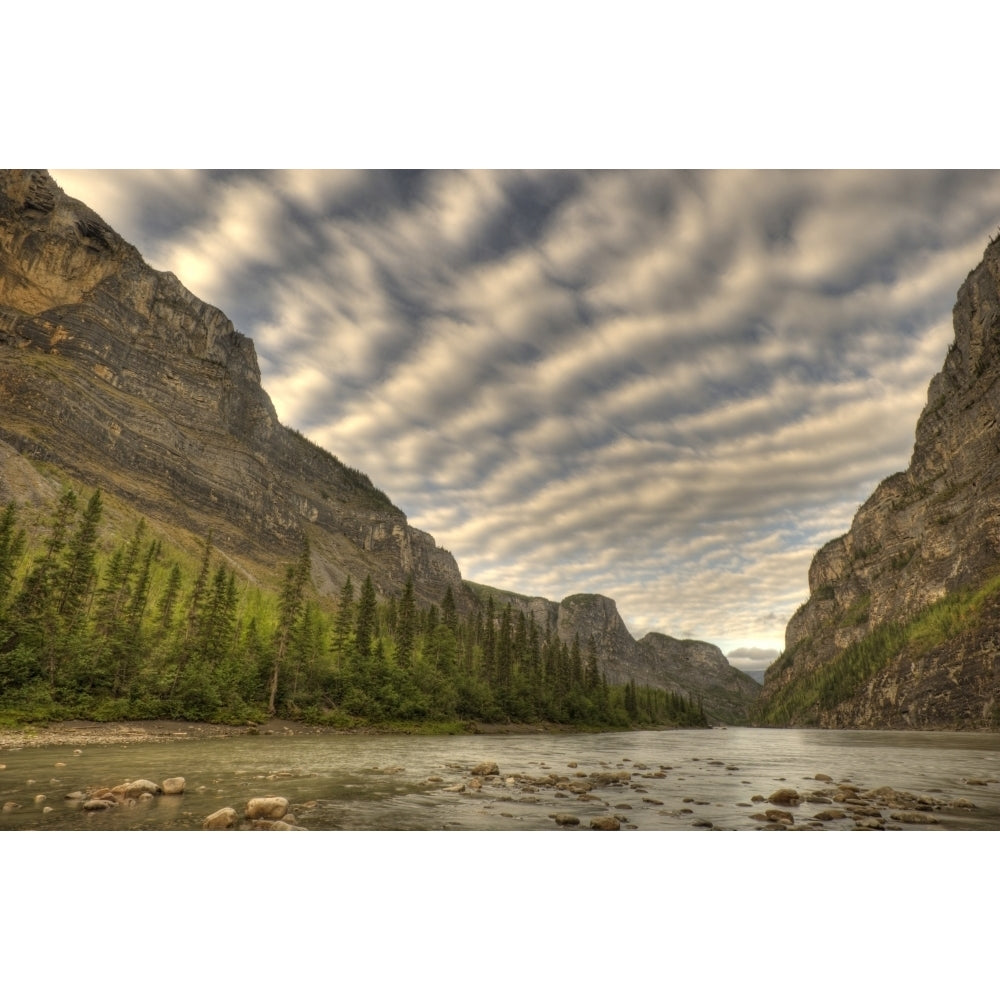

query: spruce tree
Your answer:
[0,502,25,612]
[354,575,378,662]
[395,574,416,670]
[268,537,311,715]
[441,585,458,634]
[332,575,355,667]
[57,489,103,622]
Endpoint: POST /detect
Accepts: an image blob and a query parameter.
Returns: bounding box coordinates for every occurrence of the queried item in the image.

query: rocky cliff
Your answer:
[0,169,463,605]
[470,585,760,723]
[0,170,759,718]
[758,236,1000,729]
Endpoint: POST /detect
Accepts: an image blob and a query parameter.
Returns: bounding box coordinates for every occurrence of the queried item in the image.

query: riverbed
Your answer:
[2,726,998,830]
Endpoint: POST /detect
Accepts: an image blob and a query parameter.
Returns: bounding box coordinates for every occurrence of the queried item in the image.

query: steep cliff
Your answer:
[0,169,463,605]
[461,585,758,722]
[555,592,760,723]
[0,170,760,718]
[758,237,1000,729]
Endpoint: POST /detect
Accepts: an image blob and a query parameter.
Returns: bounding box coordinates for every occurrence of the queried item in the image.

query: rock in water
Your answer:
[470,761,499,776]
[245,796,289,820]
[204,807,239,830]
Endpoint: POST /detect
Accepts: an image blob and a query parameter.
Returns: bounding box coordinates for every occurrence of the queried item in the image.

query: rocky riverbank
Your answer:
[0,718,330,750]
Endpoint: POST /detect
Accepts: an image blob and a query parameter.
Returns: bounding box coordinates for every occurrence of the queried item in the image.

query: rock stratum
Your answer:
[758,236,1000,729]
[0,170,758,723]
[0,169,462,608]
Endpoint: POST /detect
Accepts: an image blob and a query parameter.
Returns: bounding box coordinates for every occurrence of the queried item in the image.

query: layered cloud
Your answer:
[51,169,1000,657]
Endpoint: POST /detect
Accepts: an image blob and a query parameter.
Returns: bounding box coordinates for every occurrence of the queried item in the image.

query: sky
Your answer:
[14,6,997,973]
[47,169,1000,671]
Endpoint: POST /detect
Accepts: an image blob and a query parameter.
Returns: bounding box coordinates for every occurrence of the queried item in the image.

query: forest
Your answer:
[0,488,708,731]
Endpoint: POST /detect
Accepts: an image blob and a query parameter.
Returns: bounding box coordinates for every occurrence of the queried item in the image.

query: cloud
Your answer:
[728,647,780,662]
[46,169,1000,659]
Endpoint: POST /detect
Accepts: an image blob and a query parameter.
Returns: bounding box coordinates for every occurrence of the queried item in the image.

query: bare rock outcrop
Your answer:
[0,169,463,608]
[759,237,1000,729]
[556,593,760,723]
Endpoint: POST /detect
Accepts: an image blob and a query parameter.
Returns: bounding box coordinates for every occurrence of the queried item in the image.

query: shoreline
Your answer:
[0,718,595,750]
[0,718,330,750]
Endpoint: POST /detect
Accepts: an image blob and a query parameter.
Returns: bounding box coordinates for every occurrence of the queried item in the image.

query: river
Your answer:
[2,726,998,831]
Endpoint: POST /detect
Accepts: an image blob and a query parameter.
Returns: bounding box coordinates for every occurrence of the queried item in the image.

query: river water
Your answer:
[2,727,998,831]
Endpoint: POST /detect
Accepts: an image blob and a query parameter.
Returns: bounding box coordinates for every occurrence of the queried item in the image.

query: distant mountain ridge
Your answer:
[0,169,759,723]
[758,235,1000,729]
[469,584,760,722]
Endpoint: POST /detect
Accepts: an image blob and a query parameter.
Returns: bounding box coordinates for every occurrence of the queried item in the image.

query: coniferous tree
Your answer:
[496,603,513,691]
[354,575,378,662]
[395,574,416,670]
[441,585,458,634]
[0,502,26,612]
[169,533,214,696]
[332,575,355,667]
[156,563,183,634]
[56,489,103,622]
[585,637,601,691]
[11,488,81,686]
[269,537,311,715]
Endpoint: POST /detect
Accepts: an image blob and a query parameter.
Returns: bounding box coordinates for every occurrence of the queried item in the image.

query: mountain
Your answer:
[0,169,463,607]
[0,169,758,720]
[470,585,760,723]
[757,235,1000,729]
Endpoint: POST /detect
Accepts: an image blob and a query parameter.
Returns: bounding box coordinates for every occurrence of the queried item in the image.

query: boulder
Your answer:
[203,807,238,830]
[813,809,848,821]
[124,779,161,797]
[470,761,499,776]
[2,801,21,812]
[590,816,621,830]
[767,788,801,806]
[82,798,115,811]
[162,777,186,795]
[551,813,581,826]
[764,809,794,825]
[245,796,289,820]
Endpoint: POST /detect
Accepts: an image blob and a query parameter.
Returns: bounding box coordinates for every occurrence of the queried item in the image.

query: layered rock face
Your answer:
[0,169,463,604]
[759,237,1000,729]
[0,170,760,716]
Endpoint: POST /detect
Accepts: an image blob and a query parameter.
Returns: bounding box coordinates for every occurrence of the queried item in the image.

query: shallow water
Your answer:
[2,727,998,830]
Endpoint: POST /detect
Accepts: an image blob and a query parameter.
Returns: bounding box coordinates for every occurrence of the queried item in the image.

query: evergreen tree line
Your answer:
[0,491,708,729]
